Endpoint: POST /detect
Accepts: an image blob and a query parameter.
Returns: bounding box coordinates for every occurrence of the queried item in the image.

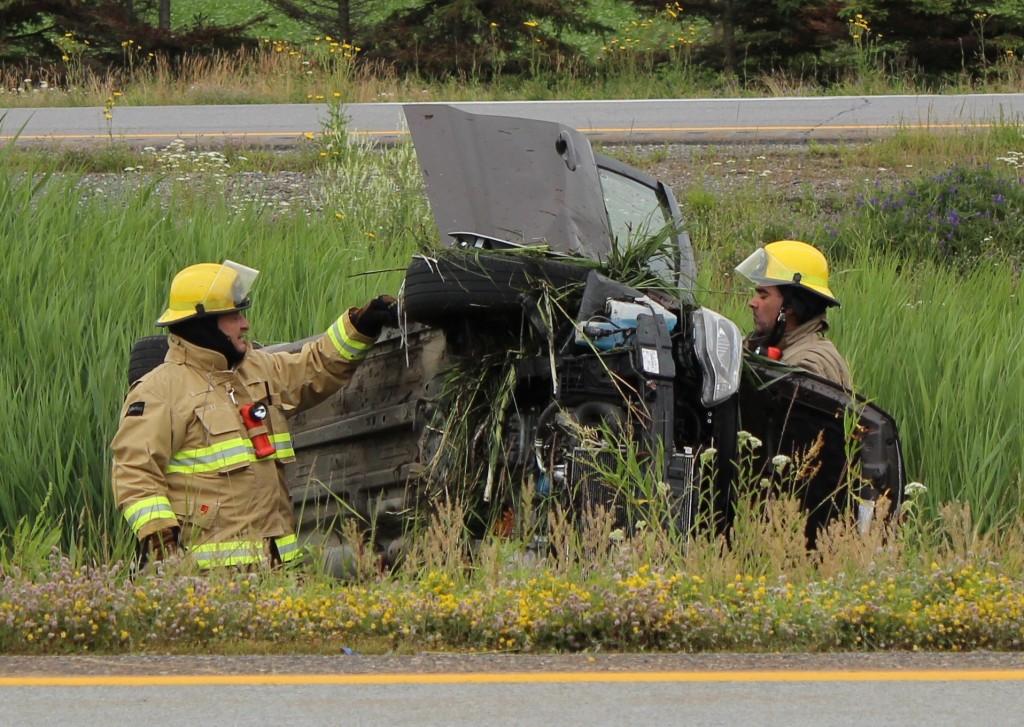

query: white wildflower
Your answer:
[737,430,762,450]
[905,481,927,496]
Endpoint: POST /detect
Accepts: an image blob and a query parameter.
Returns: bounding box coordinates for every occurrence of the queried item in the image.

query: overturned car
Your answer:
[276,105,905,569]
[128,105,905,570]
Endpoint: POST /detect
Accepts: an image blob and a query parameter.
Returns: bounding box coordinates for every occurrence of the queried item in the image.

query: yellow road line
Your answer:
[0,121,1007,142]
[0,130,408,141]
[2,670,1024,687]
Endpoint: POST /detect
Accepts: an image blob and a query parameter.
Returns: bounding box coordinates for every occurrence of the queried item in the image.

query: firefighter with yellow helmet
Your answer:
[735,240,852,389]
[111,260,398,568]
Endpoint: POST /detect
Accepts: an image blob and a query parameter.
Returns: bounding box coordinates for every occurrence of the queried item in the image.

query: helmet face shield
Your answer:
[735,248,776,286]
[203,260,259,315]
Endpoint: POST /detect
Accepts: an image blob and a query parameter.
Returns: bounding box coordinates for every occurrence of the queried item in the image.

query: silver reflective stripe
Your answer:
[275,534,301,561]
[328,316,371,362]
[167,439,255,473]
[269,433,294,459]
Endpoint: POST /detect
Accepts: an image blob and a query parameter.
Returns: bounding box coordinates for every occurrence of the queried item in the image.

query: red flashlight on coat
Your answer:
[239,402,276,459]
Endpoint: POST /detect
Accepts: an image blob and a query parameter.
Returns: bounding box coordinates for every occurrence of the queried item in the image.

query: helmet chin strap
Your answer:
[748,307,788,355]
[766,308,788,347]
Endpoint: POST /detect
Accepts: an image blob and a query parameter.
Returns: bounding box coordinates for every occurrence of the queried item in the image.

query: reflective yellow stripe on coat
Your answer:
[168,434,295,473]
[123,496,176,535]
[274,534,301,562]
[167,437,254,474]
[268,432,294,459]
[190,540,265,567]
[328,315,372,362]
[188,536,302,567]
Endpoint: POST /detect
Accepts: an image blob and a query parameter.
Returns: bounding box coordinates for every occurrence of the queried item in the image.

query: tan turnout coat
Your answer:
[111,310,372,567]
[777,314,852,390]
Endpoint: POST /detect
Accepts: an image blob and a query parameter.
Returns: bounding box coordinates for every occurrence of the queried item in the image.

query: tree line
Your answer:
[2,1,1023,84]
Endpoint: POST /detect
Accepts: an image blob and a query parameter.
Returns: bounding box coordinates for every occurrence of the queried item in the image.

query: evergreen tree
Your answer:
[0,0,265,67]
[263,0,371,44]
[363,0,610,78]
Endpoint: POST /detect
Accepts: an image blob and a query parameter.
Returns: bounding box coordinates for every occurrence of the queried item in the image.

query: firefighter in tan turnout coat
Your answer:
[111,260,397,568]
[735,239,852,389]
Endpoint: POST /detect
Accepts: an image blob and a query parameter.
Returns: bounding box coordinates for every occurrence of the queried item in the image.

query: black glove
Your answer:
[351,295,398,338]
[143,527,179,561]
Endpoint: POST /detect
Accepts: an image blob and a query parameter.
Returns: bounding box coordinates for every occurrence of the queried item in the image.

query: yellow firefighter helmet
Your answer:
[735,240,839,307]
[155,260,260,326]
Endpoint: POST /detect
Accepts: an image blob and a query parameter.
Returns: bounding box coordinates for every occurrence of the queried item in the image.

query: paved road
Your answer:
[3,94,1024,147]
[2,653,1024,726]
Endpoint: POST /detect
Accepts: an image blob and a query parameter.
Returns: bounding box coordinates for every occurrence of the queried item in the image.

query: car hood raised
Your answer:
[404,104,613,261]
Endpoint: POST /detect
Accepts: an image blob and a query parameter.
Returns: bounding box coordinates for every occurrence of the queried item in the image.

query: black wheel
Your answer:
[127,335,169,385]
[533,401,626,526]
[402,252,591,323]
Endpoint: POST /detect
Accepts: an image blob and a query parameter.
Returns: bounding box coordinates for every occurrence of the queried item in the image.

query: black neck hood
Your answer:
[168,316,245,368]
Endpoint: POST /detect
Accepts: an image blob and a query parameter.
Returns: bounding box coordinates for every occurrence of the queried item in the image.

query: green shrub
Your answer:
[834,164,1024,267]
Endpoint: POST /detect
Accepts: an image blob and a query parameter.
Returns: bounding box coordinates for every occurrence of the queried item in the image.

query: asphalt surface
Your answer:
[4,653,1024,727]
[4,94,1024,147]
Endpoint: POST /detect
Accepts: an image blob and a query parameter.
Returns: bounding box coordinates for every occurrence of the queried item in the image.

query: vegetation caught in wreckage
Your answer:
[261,104,904,581]
[383,254,718,569]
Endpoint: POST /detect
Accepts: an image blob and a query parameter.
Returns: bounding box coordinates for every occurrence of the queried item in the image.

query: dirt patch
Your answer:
[613,142,921,204]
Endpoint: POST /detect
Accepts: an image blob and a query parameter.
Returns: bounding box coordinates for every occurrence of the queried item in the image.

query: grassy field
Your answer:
[2,123,1024,547]
[3,107,1024,652]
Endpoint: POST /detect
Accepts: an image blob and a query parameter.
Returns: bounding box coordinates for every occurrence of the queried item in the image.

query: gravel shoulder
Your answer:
[2,651,1024,676]
[622,141,920,202]
[74,141,923,215]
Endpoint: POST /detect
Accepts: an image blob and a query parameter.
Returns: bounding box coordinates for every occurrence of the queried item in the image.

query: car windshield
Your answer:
[596,158,697,303]
[600,167,673,272]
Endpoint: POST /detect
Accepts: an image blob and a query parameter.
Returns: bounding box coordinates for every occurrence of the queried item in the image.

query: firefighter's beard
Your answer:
[747,310,787,350]
[169,316,247,369]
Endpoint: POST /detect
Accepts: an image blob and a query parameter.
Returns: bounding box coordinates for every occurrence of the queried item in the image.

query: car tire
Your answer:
[402,252,591,323]
[127,335,169,385]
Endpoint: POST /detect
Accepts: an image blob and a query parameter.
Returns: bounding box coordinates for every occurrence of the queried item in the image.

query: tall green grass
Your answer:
[6,125,1024,560]
[0,136,424,560]
[838,255,1024,532]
